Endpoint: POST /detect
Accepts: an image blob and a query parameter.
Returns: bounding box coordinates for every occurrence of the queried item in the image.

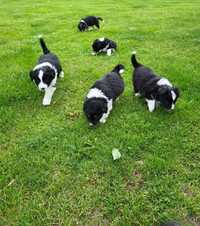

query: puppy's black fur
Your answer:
[83,64,125,125]
[92,38,117,55]
[30,38,63,90]
[131,52,180,112]
[78,16,103,31]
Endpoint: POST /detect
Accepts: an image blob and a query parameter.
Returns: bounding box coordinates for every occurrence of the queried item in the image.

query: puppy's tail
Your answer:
[131,51,141,68]
[112,64,125,75]
[97,17,104,22]
[39,36,50,54]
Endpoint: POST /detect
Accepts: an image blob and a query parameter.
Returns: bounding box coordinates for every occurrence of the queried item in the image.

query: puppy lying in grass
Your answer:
[83,64,125,126]
[78,16,103,32]
[131,51,180,112]
[30,37,64,106]
[92,38,117,56]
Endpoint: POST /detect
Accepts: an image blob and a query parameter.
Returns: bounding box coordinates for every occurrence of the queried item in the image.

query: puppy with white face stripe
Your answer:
[92,38,117,56]
[30,37,64,106]
[83,64,125,126]
[131,52,180,112]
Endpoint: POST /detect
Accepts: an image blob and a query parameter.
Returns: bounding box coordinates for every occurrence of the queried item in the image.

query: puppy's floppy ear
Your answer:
[29,70,34,81]
[158,86,168,95]
[174,87,180,97]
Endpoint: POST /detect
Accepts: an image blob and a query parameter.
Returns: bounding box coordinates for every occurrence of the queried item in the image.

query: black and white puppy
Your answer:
[78,16,103,32]
[83,64,125,126]
[92,38,117,56]
[131,52,180,112]
[30,37,64,106]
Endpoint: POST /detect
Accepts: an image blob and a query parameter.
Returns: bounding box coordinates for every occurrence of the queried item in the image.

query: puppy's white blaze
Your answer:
[87,88,107,100]
[119,69,125,74]
[38,70,47,90]
[157,78,172,87]
[171,90,176,101]
[146,99,156,112]
[99,37,105,41]
[107,49,112,56]
[43,87,56,106]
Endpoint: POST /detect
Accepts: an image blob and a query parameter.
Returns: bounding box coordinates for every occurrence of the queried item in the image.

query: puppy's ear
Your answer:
[158,86,168,95]
[174,87,180,97]
[29,70,34,81]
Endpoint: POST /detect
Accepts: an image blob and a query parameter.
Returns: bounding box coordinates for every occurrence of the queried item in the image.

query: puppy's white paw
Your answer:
[101,119,106,124]
[89,123,93,126]
[146,99,156,112]
[91,52,96,56]
[135,93,141,97]
[107,49,112,56]
[43,98,51,106]
[60,71,64,78]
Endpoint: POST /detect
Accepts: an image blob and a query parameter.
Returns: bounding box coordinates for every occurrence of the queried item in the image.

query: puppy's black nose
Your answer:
[41,88,45,91]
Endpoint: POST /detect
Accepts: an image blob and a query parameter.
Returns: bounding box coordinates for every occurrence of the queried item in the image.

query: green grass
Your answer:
[1,0,200,225]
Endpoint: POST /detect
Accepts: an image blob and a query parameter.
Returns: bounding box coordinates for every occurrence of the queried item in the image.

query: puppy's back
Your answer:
[100,72,124,100]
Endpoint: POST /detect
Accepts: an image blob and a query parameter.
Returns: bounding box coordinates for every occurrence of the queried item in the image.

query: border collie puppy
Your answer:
[131,52,180,112]
[30,37,64,106]
[92,38,117,56]
[78,16,103,32]
[159,221,181,226]
[83,64,125,126]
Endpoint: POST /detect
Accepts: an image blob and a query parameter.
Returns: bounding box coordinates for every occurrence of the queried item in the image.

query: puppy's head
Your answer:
[30,67,56,91]
[92,38,106,53]
[157,85,180,111]
[83,98,108,125]
[112,64,125,74]
[78,22,87,31]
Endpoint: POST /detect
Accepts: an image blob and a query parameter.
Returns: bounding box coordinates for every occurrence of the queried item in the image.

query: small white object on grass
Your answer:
[112,148,121,160]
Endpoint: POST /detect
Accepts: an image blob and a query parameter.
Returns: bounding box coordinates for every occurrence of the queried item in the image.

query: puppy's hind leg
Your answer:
[146,99,156,112]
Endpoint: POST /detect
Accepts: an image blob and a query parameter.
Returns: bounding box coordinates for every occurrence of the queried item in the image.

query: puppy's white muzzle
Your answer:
[38,83,48,91]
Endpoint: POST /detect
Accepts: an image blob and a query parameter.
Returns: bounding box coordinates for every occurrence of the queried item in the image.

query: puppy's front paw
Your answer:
[43,99,51,106]
[60,71,64,78]
[100,118,106,124]
[146,99,156,112]
[107,49,112,56]
[135,93,141,97]
[91,52,96,56]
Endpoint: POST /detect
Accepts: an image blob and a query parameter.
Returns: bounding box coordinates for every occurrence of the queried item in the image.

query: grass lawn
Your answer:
[1,0,200,225]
